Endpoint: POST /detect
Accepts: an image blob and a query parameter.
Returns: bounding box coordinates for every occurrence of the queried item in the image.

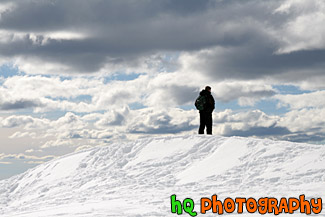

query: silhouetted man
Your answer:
[198,86,215,135]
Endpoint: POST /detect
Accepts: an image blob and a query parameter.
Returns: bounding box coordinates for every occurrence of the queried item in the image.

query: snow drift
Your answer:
[0,135,324,216]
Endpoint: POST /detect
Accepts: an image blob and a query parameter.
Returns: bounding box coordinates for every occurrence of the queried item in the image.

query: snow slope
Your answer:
[0,135,324,216]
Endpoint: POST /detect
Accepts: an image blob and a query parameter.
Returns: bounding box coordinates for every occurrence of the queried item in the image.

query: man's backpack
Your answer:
[195,95,206,111]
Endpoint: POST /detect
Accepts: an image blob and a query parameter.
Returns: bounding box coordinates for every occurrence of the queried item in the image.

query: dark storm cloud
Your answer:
[0,0,215,31]
[198,41,325,82]
[0,99,43,110]
[0,37,109,72]
[0,0,282,73]
[0,0,324,81]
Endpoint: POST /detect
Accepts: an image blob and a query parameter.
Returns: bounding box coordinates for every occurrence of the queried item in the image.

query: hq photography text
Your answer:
[170,194,322,216]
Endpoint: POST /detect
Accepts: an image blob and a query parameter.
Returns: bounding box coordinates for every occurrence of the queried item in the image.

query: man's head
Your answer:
[205,86,211,92]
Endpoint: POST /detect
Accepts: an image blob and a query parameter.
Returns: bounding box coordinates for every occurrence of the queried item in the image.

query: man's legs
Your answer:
[199,112,206,134]
[206,113,213,135]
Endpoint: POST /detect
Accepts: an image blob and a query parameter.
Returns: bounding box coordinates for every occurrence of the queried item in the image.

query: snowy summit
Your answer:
[0,135,324,216]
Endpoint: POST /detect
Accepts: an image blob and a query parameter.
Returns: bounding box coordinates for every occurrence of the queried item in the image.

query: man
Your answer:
[198,86,215,135]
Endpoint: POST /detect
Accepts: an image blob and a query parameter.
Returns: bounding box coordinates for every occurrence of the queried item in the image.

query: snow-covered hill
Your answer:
[0,135,324,216]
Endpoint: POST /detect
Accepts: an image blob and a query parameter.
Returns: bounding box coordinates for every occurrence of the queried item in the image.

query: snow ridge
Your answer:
[0,135,324,216]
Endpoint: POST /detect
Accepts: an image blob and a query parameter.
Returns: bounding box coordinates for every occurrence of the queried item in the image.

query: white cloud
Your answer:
[2,75,97,99]
[53,112,86,128]
[213,109,280,137]
[41,139,76,149]
[143,64,277,107]
[275,91,325,109]
[297,75,325,90]
[0,72,278,116]
[1,115,35,128]
[2,104,325,159]
[0,29,87,46]
[275,0,325,54]
[127,108,198,134]
[0,75,148,113]
[213,81,277,104]
[0,153,55,161]
[279,108,325,133]
[211,106,325,143]
[9,131,36,139]
[0,2,15,16]
[95,107,129,127]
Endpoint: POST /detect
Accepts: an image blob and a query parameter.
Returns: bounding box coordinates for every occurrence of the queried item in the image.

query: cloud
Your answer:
[2,105,325,155]
[0,0,323,89]
[95,107,129,127]
[224,125,291,137]
[0,1,320,78]
[2,75,98,99]
[145,84,198,107]
[1,115,36,128]
[213,81,277,106]
[0,98,43,110]
[214,109,290,138]
[9,131,36,139]
[0,72,280,116]
[127,108,197,134]
[1,107,198,150]
[297,75,325,90]
[275,91,325,109]
[0,74,150,113]
[177,43,325,84]
[212,108,325,143]
[0,153,55,162]
[143,71,278,108]
[274,0,325,54]
[1,74,324,145]
[0,0,220,74]
[278,108,325,133]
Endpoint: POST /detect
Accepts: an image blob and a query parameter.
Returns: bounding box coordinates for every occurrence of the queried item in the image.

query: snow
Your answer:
[0,135,324,216]
[177,138,249,184]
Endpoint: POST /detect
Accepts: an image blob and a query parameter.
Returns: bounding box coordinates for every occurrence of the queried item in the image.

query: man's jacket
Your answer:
[199,89,215,113]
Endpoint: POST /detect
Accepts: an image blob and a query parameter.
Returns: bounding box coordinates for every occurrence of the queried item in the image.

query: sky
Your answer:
[0,0,325,179]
